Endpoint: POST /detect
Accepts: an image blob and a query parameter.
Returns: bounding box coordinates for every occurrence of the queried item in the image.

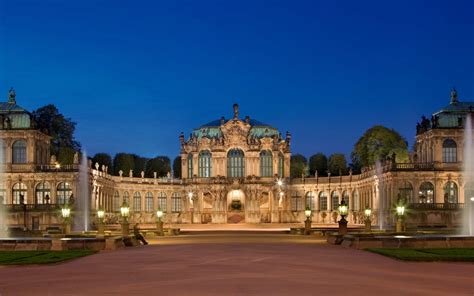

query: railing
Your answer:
[408,203,464,211]
[0,164,79,173]
[1,204,61,212]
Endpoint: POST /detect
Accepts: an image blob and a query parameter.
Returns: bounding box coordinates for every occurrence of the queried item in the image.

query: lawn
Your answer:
[0,250,97,265]
[366,248,474,262]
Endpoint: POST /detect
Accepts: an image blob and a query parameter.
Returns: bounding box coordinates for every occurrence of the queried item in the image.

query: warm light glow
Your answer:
[305,209,312,218]
[364,208,372,217]
[279,191,284,197]
[120,204,130,218]
[156,209,164,218]
[97,209,105,219]
[338,205,348,216]
[61,207,71,218]
[396,206,405,216]
[277,179,283,187]
[55,163,61,169]
[188,192,193,199]
[470,197,474,202]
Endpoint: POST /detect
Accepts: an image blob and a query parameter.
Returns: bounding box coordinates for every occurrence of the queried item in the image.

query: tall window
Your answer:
[331,191,340,210]
[0,183,5,204]
[305,192,314,210]
[35,182,51,204]
[133,192,141,212]
[12,183,27,204]
[123,191,130,205]
[419,182,434,203]
[444,181,458,203]
[227,149,245,177]
[145,192,153,212]
[278,153,284,178]
[57,182,72,205]
[198,150,212,178]
[398,182,414,203]
[342,191,350,209]
[353,190,360,211]
[442,139,457,163]
[188,153,193,178]
[171,192,182,212]
[291,192,302,211]
[260,150,273,177]
[113,191,120,211]
[158,192,167,212]
[12,140,27,164]
[319,192,328,211]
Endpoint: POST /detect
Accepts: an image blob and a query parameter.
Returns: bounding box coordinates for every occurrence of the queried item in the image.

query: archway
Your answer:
[227,190,245,223]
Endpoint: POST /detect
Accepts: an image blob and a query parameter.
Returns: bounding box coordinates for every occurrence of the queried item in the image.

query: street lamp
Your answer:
[97,208,105,236]
[396,205,406,232]
[364,207,372,232]
[120,201,130,236]
[276,179,283,187]
[156,208,164,236]
[304,207,312,235]
[338,198,349,235]
[61,205,71,235]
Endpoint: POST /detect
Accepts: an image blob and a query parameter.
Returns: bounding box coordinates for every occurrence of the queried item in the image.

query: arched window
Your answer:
[198,150,212,178]
[353,190,360,211]
[319,192,328,211]
[291,191,302,211]
[227,149,245,177]
[259,150,273,177]
[123,191,130,205]
[278,153,284,177]
[145,192,153,212]
[113,191,120,211]
[398,182,414,203]
[444,181,458,203]
[442,139,457,163]
[171,192,182,213]
[158,192,167,212]
[305,192,315,210]
[331,191,340,210]
[419,182,434,203]
[187,153,193,178]
[133,192,141,212]
[12,140,27,164]
[35,182,51,204]
[342,191,350,209]
[57,182,72,205]
[0,183,5,204]
[12,183,27,204]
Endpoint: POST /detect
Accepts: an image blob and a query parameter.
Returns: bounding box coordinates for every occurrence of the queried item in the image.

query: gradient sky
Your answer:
[1,0,473,161]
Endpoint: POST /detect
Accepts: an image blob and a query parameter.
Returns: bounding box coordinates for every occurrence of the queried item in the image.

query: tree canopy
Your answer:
[173,156,182,178]
[113,153,135,176]
[328,153,347,176]
[92,153,113,171]
[290,154,308,178]
[351,125,409,168]
[309,153,328,176]
[133,155,149,177]
[32,104,80,164]
[145,156,171,178]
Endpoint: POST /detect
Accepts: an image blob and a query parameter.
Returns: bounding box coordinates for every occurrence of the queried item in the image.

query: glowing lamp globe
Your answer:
[396,206,405,216]
[61,207,71,218]
[120,202,130,218]
[97,209,105,219]
[305,209,312,218]
[364,208,372,217]
[156,209,164,219]
[277,179,283,187]
[338,204,348,216]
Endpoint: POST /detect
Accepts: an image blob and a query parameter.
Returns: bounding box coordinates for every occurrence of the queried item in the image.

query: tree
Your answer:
[309,153,328,176]
[173,156,182,178]
[351,125,409,168]
[113,153,135,176]
[133,155,149,177]
[32,104,81,162]
[290,154,308,178]
[328,153,347,176]
[92,153,112,171]
[145,156,171,178]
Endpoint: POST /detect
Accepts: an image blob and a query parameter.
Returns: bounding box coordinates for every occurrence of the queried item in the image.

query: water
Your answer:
[0,139,7,237]
[73,152,90,232]
[463,114,474,236]
[375,160,384,230]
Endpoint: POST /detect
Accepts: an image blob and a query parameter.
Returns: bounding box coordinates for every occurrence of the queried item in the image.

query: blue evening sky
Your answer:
[1,0,473,161]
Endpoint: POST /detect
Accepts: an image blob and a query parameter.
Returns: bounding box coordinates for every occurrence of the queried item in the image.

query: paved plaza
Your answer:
[0,234,473,296]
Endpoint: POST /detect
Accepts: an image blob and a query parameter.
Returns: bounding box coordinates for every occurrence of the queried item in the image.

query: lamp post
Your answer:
[304,207,312,235]
[396,205,406,232]
[120,201,130,236]
[61,205,71,235]
[338,198,349,235]
[156,208,164,236]
[97,208,105,236]
[364,207,372,232]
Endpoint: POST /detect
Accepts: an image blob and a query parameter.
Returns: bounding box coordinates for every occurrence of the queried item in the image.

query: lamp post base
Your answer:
[364,219,371,232]
[121,222,129,237]
[304,219,312,235]
[396,219,405,233]
[64,223,71,235]
[156,220,164,236]
[338,218,348,235]
[98,223,105,236]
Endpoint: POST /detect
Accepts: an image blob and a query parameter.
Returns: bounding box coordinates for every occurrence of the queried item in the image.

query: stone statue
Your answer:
[119,170,123,177]
[8,87,16,104]
[73,152,79,164]
[154,172,157,179]
[450,87,458,104]
[95,162,100,170]
[141,171,145,178]
[101,164,105,172]
[167,171,171,179]
[129,170,133,178]
[233,103,239,119]
[69,194,75,206]
[50,155,57,165]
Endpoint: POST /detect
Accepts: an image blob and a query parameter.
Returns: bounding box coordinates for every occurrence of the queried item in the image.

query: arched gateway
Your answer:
[227,189,245,223]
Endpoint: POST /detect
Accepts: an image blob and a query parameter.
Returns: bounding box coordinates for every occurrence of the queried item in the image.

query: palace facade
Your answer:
[0,88,469,230]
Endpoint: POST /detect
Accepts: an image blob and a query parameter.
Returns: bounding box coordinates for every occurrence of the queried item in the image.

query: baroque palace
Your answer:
[0,88,469,230]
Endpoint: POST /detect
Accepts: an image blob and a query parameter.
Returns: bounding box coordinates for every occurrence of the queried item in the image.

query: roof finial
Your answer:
[8,87,16,104]
[450,87,458,104]
[233,103,239,119]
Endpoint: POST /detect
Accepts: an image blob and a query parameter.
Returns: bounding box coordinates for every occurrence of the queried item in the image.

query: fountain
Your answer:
[463,114,474,236]
[375,160,384,230]
[73,152,90,232]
